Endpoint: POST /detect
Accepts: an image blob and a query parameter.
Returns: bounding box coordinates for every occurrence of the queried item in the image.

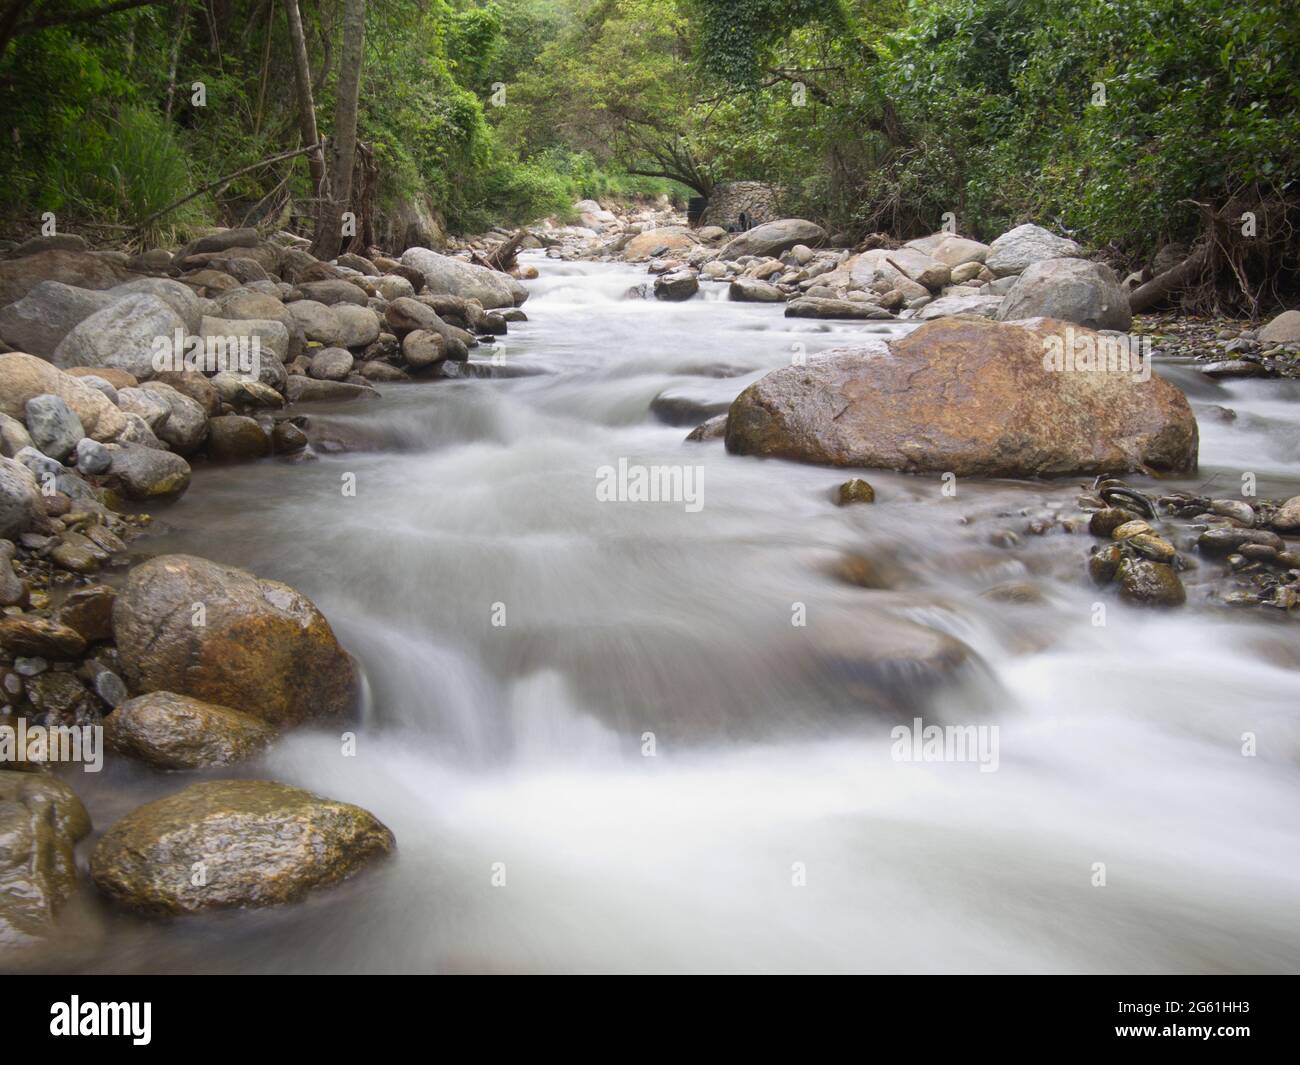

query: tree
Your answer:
[311,0,366,258]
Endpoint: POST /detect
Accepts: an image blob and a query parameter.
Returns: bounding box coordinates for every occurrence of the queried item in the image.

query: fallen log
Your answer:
[1128,246,1208,314]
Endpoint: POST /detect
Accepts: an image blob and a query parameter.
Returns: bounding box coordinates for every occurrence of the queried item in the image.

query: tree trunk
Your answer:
[1129,247,1208,314]
[311,0,366,259]
[281,0,328,229]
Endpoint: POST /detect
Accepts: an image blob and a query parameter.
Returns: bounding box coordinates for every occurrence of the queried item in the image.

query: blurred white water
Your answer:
[61,257,1300,974]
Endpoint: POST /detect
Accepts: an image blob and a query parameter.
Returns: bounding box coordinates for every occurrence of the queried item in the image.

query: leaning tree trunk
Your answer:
[281,0,327,228]
[311,0,366,260]
[1129,247,1208,315]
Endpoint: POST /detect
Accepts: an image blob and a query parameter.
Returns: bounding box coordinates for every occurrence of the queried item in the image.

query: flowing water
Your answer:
[60,257,1300,973]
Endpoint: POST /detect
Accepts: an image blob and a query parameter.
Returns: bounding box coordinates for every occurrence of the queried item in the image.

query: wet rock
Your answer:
[1117,558,1186,606]
[105,692,276,770]
[90,779,393,914]
[285,377,375,403]
[270,420,308,454]
[725,317,1198,477]
[113,554,356,727]
[57,584,116,643]
[0,774,91,950]
[205,415,270,462]
[1089,507,1140,536]
[106,444,191,499]
[684,414,728,442]
[1089,543,1123,585]
[654,270,698,301]
[834,478,876,505]
[0,616,87,659]
[981,581,1045,604]
[1270,495,1300,531]
[25,671,99,726]
[49,533,106,574]
[1197,527,1284,555]
[1208,498,1256,526]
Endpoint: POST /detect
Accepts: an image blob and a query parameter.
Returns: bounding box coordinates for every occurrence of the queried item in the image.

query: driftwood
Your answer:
[472,229,528,273]
[1128,246,1208,314]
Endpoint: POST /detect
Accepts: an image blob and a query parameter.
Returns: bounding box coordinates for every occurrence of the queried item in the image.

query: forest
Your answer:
[1,0,1296,309]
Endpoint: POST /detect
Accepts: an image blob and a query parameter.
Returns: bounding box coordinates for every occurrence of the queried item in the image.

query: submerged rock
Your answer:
[834,478,876,505]
[90,780,394,914]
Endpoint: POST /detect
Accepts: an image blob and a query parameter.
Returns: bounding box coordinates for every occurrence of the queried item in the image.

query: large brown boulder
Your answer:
[90,780,394,914]
[725,317,1197,478]
[112,554,356,727]
[0,352,127,442]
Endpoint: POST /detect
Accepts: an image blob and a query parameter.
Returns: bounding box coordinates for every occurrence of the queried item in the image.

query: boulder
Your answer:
[308,347,354,381]
[293,279,369,307]
[205,415,270,461]
[24,394,83,462]
[785,297,892,320]
[285,377,375,403]
[0,774,91,949]
[0,249,130,306]
[179,227,259,258]
[1259,309,1300,345]
[199,315,290,366]
[719,219,826,260]
[996,257,1132,331]
[90,780,393,915]
[105,692,277,770]
[654,271,699,301]
[724,317,1198,477]
[401,330,445,368]
[848,251,929,301]
[728,277,785,302]
[106,443,191,499]
[286,299,342,344]
[112,554,357,727]
[52,293,187,381]
[0,281,113,358]
[930,236,991,268]
[623,227,699,262]
[914,294,1004,320]
[139,382,208,453]
[882,247,950,290]
[0,355,128,441]
[0,456,41,539]
[333,304,381,348]
[110,277,203,334]
[400,247,526,309]
[984,223,1082,277]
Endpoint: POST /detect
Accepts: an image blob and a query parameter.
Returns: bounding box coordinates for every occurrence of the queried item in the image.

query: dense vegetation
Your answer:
[1,0,1295,305]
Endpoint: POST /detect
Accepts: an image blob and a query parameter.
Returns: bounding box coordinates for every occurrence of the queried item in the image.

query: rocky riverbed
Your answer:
[2,205,1299,973]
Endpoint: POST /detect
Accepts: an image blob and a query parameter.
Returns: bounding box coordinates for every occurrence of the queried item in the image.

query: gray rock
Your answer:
[728,277,785,302]
[110,277,203,333]
[74,437,111,475]
[1259,309,1300,345]
[719,219,826,260]
[115,386,171,432]
[996,257,1132,331]
[140,382,208,453]
[23,393,84,461]
[785,297,892,320]
[913,294,1005,320]
[654,271,699,301]
[294,279,369,307]
[332,304,381,348]
[0,280,112,357]
[52,293,187,380]
[308,347,354,381]
[285,377,376,403]
[400,247,526,309]
[984,224,1082,277]
[286,300,341,344]
[73,374,118,404]
[0,457,41,539]
[106,443,191,499]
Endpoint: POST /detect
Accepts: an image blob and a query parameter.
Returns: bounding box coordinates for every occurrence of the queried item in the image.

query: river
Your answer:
[65,256,1300,973]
